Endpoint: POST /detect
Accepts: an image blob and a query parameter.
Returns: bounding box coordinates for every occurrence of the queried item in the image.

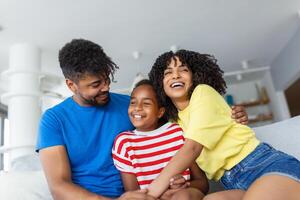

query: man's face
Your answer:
[67,73,111,106]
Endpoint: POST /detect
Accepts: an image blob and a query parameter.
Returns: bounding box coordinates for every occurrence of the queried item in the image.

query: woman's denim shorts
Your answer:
[220,143,300,190]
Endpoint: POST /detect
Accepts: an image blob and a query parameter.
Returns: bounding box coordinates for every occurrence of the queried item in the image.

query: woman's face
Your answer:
[163,56,193,107]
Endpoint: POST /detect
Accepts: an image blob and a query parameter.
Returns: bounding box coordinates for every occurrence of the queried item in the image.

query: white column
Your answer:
[275,91,291,120]
[1,44,41,170]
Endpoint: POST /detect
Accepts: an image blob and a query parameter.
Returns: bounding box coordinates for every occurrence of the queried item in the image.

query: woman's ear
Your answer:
[158,107,166,119]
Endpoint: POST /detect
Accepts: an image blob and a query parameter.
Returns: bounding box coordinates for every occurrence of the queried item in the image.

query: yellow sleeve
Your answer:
[184,85,233,150]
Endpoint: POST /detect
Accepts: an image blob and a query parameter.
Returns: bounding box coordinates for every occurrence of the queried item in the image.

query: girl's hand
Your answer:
[169,174,190,189]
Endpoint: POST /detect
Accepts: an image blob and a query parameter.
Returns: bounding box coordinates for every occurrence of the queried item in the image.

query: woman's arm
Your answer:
[120,172,140,191]
[147,139,203,198]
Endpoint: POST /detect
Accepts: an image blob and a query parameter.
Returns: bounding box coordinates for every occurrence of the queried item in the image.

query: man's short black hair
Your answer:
[58,39,119,82]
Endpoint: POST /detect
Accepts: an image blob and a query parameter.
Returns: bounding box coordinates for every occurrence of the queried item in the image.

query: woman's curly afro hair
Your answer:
[149,49,226,121]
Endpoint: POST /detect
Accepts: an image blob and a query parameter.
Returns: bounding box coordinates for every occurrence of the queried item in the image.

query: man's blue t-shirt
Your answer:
[36,93,134,198]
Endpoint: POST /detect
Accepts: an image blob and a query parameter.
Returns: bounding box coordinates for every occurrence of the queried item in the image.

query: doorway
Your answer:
[285,77,300,117]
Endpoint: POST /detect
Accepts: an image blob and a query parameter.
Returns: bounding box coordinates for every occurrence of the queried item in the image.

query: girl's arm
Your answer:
[147,138,203,198]
[189,162,209,194]
[120,172,140,191]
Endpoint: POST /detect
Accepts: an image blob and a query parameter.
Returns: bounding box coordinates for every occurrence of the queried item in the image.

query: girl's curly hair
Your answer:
[148,49,226,121]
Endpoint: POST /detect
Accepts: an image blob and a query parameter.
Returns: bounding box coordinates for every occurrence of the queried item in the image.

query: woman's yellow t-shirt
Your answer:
[177,84,260,181]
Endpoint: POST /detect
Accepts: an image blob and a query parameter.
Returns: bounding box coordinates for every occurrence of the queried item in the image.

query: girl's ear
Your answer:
[158,107,166,119]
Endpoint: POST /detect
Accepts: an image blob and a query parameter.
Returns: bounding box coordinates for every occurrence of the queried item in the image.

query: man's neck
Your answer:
[72,95,92,107]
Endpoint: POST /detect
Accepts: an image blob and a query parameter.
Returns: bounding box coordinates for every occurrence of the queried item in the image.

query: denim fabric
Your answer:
[220,143,300,190]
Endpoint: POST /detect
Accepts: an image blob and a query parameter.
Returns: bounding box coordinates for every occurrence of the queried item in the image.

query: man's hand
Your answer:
[231,105,248,125]
[117,189,156,200]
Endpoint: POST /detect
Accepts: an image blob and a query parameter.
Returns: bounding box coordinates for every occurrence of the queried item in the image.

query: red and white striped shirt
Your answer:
[112,122,190,189]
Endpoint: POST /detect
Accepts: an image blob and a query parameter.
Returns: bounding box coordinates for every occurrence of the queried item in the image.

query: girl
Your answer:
[147,50,300,200]
[112,79,208,200]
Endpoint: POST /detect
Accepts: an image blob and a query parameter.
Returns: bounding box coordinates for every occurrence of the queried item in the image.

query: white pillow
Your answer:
[11,154,42,171]
[0,170,52,200]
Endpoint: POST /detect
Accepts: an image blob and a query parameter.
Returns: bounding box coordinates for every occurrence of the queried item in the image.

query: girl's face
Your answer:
[163,56,193,108]
[128,85,165,132]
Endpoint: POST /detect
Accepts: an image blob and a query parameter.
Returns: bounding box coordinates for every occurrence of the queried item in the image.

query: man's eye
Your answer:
[91,84,100,88]
[130,101,136,105]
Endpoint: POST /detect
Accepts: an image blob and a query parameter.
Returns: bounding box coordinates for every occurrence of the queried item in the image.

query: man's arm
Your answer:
[40,146,156,200]
[40,146,107,200]
[231,105,248,125]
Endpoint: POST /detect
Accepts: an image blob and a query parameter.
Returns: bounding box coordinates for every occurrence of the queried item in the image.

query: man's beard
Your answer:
[80,92,110,106]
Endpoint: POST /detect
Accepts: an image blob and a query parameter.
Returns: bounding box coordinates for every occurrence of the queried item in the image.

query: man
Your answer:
[36,39,248,200]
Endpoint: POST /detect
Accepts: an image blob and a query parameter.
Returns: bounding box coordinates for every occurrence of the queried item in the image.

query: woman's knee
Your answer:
[203,190,244,200]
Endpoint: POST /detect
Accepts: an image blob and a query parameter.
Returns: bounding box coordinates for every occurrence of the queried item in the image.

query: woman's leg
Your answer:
[170,188,205,200]
[203,190,245,200]
[243,174,300,200]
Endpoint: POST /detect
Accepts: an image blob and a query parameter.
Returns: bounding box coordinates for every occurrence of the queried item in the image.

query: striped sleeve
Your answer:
[112,132,135,174]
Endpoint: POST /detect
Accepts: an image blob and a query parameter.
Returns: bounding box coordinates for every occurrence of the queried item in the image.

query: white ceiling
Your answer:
[0,0,300,91]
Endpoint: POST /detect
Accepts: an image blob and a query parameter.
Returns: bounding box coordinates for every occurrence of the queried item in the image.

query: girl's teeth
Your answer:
[134,115,141,119]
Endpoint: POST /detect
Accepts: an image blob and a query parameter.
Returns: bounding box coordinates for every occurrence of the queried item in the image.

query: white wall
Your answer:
[271,27,300,90]
[226,79,273,127]
[226,69,290,125]
[261,71,290,121]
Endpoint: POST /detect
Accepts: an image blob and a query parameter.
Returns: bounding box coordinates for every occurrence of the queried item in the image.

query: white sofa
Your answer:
[209,116,300,192]
[0,116,299,199]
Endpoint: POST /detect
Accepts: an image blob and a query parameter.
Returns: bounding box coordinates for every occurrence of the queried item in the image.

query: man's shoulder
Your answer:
[110,92,130,101]
[109,93,130,108]
[42,97,72,117]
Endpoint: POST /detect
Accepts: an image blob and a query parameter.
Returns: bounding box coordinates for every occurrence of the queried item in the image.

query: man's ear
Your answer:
[158,107,166,119]
[66,79,77,93]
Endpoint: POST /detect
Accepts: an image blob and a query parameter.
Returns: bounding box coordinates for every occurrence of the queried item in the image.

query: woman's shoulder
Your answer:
[194,84,217,93]
[192,84,220,99]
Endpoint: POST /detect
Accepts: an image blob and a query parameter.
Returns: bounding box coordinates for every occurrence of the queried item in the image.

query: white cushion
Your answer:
[11,154,42,171]
[0,170,52,200]
[254,116,300,160]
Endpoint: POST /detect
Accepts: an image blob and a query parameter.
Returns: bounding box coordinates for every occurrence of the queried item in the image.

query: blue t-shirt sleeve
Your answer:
[36,109,64,152]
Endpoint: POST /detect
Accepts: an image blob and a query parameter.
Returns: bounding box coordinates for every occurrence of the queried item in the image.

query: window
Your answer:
[0,103,8,170]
